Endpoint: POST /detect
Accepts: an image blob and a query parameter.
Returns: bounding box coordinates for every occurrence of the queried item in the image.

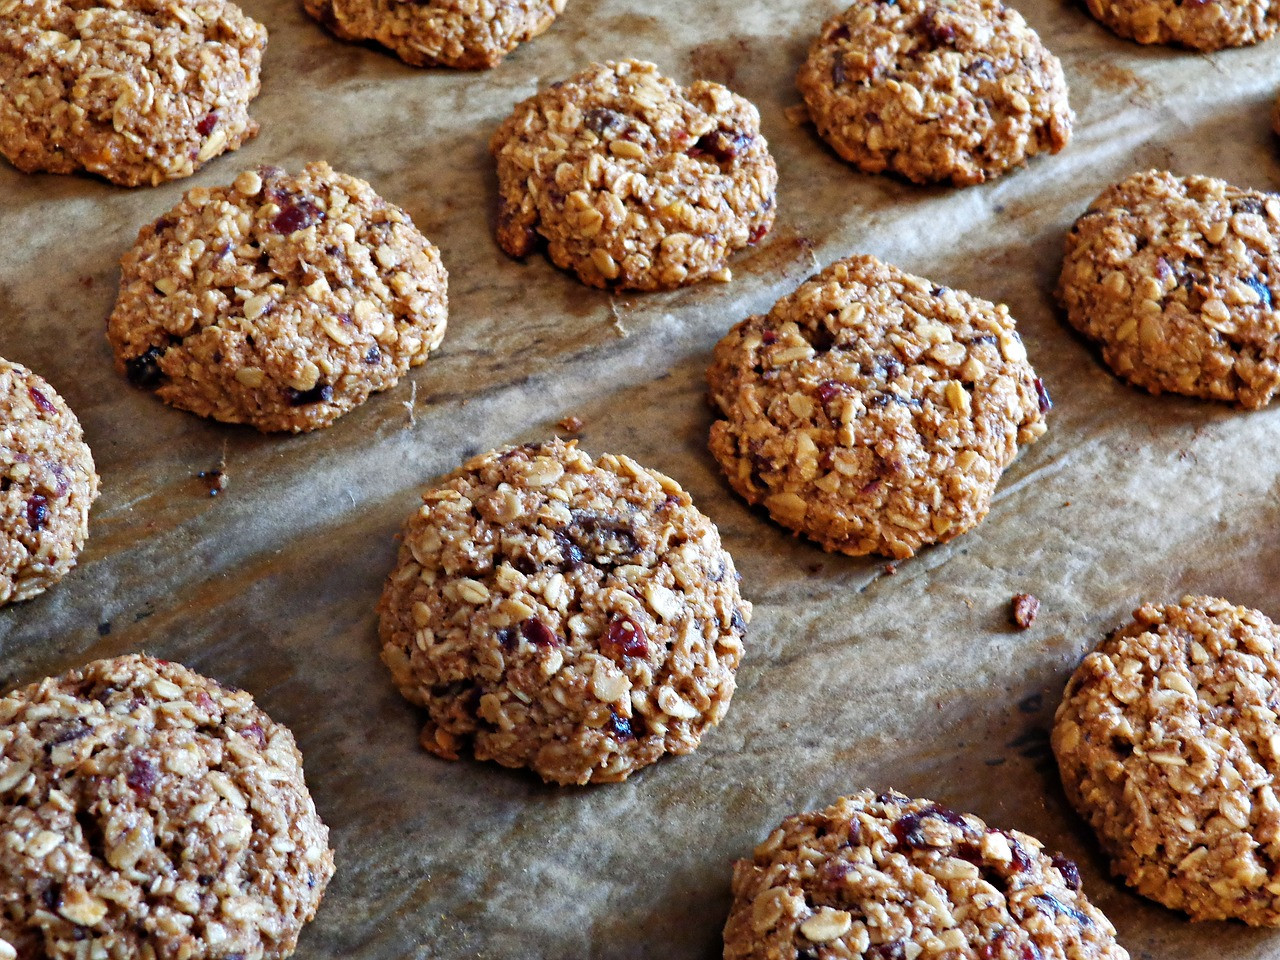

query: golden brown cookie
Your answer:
[0,0,266,187]
[795,0,1072,186]
[1081,0,1278,49]
[707,254,1048,560]
[107,162,448,433]
[0,359,98,607]
[378,439,750,786]
[491,59,777,290]
[1058,170,1280,409]
[303,0,565,69]
[1053,596,1280,925]
[0,655,334,959]
[724,789,1129,960]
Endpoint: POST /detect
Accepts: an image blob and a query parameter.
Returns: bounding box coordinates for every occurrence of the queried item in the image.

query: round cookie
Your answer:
[795,0,1072,187]
[1081,0,1277,49]
[107,161,448,433]
[1053,596,1280,925]
[724,789,1128,960]
[378,438,750,786]
[707,254,1049,560]
[0,654,334,959]
[0,0,266,187]
[303,0,565,69]
[1057,170,1280,410]
[0,359,98,607]
[490,58,778,290]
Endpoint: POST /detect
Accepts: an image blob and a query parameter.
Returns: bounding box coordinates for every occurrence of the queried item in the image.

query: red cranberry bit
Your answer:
[761,329,778,345]
[28,387,55,414]
[922,8,957,44]
[25,494,48,531]
[126,346,166,388]
[271,199,324,235]
[817,380,845,407]
[1011,593,1040,629]
[519,617,557,647]
[1050,854,1081,891]
[602,617,649,660]
[1021,945,1044,960]
[892,804,966,849]
[196,111,218,136]
[126,756,158,796]
[1034,377,1052,414]
[194,691,216,713]
[1005,833,1034,874]
[285,383,333,406]
[241,723,267,748]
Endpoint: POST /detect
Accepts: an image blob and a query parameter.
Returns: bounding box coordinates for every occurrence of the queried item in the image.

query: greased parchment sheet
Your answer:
[3,0,1280,957]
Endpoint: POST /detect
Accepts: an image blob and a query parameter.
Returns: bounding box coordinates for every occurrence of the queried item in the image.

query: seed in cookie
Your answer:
[1053,595,1280,925]
[0,359,99,607]
[0,0,266,187]
[1081,0,1277,49]
[1058,170,1280,409]
[0,654,334,959]
[707,254,1047,560]
[724,789,1128,960]
[107,162,448,433]
[795,0,1072,186]
[377,438,750,786]
[490,59,778,290]
[302,0,565,69]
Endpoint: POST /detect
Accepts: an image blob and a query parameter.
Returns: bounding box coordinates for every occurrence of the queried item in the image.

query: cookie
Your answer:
[490,59,778,290]
[1058,170,1280,410]
[378,438,750,786]
[1081,0,1277,49]
[795,0,1072,187]
[707,254,1048,560]
[0,359,98,607]
[107,161,448,433]
[0,654,334,959]
[0,0,266,187]
[303,0,565,69]
[724,789,1128,960]
[1053,596,1280,925]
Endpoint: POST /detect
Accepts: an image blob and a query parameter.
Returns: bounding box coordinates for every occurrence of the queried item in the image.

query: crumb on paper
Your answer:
[784,104,811,126]
[882,562,898,576]
[1011,593,1040,629]
[404,380,418,426]
[610,300,629,338]
[557,415,584,434]
[196,443,229,497]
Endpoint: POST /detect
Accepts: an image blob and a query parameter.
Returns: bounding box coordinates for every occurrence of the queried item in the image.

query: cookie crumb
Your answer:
[1011,593,1040,628]
[196,468,226,497]
[557,415,584,434]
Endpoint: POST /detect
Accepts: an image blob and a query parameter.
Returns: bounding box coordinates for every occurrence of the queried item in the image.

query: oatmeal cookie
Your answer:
[107,161,448,433]
[707,254,1048,560]
[0,359,98,607]
[795,0,1072,187]
[378,438,750,786]
[0,0,266,187]
[490,59,777,290]
[0,654,334,959]
[1057,170,1280,409]
[1081,0,1277,49]
[724,789,1128,960]
[303,0,565,69]
[1053,596,1280,925]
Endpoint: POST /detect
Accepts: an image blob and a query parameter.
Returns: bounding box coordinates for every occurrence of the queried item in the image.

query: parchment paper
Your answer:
[3,0,1280,956]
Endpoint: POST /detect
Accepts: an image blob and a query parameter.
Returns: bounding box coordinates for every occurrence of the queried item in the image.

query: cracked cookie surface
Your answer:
[795,0,1072,186]
[302,0,565,69]
[378,438,750,786]
[107,161,448,433]
[0,358,98,607]
[1053,596,1280,925]
[1057,170,1280,410]
[707,254,1048,560]
[490,58,777,290]
[1081,0,1277,49]
[0,654,334,959]
[0,0,266,186]
[724,789,1128,960]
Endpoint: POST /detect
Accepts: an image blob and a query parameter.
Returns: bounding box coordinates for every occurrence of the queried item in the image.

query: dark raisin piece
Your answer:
[42,885,60,910]
[28,387,55,414]
[496,628,516,650]
[125,346,166,388]
[285,383,333,406]
[602,617,649,660]
[606,709,635,740]
[730,609,747,633]
[865,942,906,960]
[584,107,625,134]
[1051,854,1082,890]
[25,494,48,531]
[1011,593,1040,629]
[1031,893,1092,926]
[817,380,845,406]
[196,111,218,136]
[689,130,752,163]
[271,199,323,235]
[892,811,928,849]
[761,329,778,345]
[1034,377,1052,414]
[126,756,158,796]
[965,57,996,80]
[830,23,851,41]
[832,58,847,86]
[922,7,957,44]
[520,618,557,647]
[1247,276,1273,309]
[364,345,382,364]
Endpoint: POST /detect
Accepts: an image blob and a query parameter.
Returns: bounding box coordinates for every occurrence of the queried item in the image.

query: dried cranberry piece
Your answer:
[606,709,634,740]
[241,723,267,748]
[1031,893,1091,926]
[271,199,323,235]
[1051,854,1081,890]
[602,617,649,660]
[817,380,845,406]
[892,804,967,849]
[126,756,158,796]
[689,131,752,163]
[761,329,778,345]
[194,692,216,713]
[1005,833,1034,873]
[196,111,218,136]
[28,387,55,414]
[285,383,333,406]
[922,8,957,44]
[153,217,173,233]
[748,223,769,244]
[520,617,557,647]
[25,494,48,531]
[125,346,166,388]
[1033,377,1052,414]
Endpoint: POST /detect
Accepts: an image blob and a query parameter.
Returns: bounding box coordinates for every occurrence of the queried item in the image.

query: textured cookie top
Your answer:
[378,439,750,786]
[1053,596,1280,925]
[303,0,566,68]
[1057,170,1280,410]
[490,59,777,290]
[107,161,448,433]
[796,0,1072,186]
[707,254,1048,560]
[1081,0,1278,49]
[0,359,98,607]
[0,655,334,960]
[724,789,1128,960]
[0,0,267,186]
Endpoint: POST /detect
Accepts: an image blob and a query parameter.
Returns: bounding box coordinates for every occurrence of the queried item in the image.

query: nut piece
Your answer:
[799,907,852,943]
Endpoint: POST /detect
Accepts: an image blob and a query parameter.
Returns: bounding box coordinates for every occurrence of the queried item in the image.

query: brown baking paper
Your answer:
[3,0,1280,957]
